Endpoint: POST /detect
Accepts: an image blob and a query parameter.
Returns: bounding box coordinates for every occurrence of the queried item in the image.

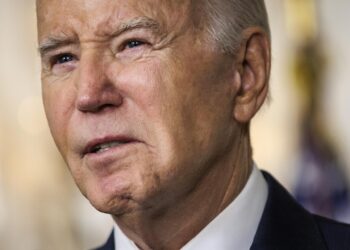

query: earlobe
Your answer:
[233,28,270,123]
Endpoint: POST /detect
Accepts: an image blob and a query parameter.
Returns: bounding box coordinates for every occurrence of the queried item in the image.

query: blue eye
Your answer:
[124,40,145,49]
[53,53,75,65]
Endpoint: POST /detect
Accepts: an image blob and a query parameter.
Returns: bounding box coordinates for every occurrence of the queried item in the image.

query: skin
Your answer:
[37,0,270,249]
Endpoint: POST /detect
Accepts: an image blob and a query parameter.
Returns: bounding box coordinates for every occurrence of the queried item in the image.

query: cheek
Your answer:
[114,60,166,112]
[111,61,189,164]
[110,59,180,148]
[42,82,76,154]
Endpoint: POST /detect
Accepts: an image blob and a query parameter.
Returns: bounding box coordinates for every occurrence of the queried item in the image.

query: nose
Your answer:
[75,54,123,113]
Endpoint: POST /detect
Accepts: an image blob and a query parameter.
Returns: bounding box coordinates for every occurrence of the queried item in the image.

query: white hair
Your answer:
[202,0,270,54]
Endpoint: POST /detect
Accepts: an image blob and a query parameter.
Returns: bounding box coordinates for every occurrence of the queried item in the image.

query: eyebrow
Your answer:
[38,16,162,57]
[108,16,161,38]
[38,36,77,57]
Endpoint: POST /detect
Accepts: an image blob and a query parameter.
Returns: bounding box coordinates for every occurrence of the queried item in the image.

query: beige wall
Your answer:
[0,0,349,249]
[253,0,350,187]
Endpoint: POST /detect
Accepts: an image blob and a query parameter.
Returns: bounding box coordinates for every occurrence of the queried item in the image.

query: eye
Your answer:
[51,53,76,66]
[122,40,147,50]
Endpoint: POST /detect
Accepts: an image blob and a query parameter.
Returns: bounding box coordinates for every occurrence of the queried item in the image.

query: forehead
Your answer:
[37,0,193,41]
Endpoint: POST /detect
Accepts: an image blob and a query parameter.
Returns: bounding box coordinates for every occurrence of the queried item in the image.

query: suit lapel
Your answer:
[250,171,327,250]
[94,230,115,250]
[96,171,329,250]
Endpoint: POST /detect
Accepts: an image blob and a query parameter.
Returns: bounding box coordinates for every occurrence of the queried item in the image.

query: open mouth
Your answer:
[90,141,129,154]
[84,137,135,156]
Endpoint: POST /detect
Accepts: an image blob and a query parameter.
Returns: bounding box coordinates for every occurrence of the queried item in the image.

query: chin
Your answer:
[84,175,141,215]
[89,195,136,215]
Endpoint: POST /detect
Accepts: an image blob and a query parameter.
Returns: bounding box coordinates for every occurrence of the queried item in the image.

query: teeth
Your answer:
[92,141,125,153]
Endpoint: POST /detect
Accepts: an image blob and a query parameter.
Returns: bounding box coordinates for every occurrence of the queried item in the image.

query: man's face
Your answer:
[37,0,241,214]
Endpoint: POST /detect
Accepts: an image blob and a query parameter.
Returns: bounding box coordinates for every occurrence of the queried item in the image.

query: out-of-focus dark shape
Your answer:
[285,0,350,222]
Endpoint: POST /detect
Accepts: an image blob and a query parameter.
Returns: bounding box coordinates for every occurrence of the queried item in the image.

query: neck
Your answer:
[113,129,253,250]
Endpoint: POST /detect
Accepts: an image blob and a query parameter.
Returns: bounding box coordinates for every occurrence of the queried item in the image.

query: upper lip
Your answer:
[83,135,137,155]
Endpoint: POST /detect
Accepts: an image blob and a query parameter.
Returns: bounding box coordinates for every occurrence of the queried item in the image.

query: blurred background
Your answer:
[0,0,350,249]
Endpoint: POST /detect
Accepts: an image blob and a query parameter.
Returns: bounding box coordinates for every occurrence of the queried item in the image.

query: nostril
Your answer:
[76,94,100,112]
[77,99,122,113]
[76,89,123,113]
[96,103,119,113]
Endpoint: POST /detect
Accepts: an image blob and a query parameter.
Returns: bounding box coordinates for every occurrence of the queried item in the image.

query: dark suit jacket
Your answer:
[94,171,350,250]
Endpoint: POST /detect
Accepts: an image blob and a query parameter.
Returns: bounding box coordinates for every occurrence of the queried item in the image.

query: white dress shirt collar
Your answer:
[114,165,268,250]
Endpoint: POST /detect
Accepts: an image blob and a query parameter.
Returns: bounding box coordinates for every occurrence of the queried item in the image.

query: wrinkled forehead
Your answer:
[36,0,195,41]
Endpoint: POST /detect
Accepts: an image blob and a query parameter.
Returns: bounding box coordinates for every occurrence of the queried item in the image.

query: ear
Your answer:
[233,28,271,123]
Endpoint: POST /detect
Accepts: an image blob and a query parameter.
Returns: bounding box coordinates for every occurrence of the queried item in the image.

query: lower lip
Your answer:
[83,142,139,171]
